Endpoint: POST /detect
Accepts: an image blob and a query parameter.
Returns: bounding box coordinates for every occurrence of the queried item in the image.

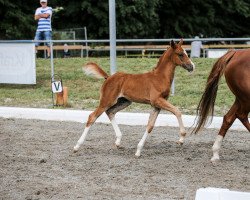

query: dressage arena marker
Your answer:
[51,75,68,107]
[55,87,68,106]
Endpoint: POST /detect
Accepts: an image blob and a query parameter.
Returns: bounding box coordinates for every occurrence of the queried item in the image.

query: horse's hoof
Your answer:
[211,157,220,166]
[176,141,184,146]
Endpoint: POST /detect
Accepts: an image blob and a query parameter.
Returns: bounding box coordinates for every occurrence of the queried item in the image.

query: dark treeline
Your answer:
[1,0,250,40]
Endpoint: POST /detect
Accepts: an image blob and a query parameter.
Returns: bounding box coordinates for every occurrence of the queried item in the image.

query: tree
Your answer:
[116,0,160,38]
[53,0,161,39]
[0,0,249,39]
[157,0,250,38]
[0,0,37,39]
[212,0,250,37]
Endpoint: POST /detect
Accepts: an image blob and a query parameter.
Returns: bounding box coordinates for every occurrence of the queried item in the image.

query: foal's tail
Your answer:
[193,50,236,134]
[83,62,109,79]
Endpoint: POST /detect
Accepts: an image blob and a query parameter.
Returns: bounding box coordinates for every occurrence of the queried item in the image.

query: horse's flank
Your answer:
[193,50,237,133]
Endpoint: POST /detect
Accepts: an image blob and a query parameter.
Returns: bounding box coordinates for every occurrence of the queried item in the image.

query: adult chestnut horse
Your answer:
[193,49,250,163]
[74,39,195,157]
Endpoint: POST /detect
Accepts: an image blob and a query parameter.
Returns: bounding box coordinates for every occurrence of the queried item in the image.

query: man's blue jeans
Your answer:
[34,31,52,46]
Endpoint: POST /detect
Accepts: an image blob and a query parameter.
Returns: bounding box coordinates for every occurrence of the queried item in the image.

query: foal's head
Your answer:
[170,39,195,72]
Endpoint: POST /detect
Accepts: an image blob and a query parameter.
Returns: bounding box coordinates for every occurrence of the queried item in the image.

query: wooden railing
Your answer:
[36,44,250,57]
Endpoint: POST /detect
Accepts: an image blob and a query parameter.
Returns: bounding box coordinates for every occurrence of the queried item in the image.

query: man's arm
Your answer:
[34,13,50,20]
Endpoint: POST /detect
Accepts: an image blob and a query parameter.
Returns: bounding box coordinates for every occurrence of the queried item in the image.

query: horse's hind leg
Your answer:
[73,107,106,152]
[106,97,132,147]
[211,102,238,163]
[135,107,161,157]
[237,111,250,131]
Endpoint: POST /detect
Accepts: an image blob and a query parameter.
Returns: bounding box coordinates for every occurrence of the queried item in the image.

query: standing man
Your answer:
[190,36,203,58]
[34,0,52,58]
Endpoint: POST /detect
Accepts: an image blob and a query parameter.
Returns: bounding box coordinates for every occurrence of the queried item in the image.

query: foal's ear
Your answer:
[178,38,183,46]
[170,40,177,49]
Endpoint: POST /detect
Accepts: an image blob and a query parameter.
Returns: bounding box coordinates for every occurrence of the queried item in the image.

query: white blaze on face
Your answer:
[184,49,195,70]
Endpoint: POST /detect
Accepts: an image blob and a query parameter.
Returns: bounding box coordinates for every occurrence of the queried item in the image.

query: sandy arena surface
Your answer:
[0,117,249,200]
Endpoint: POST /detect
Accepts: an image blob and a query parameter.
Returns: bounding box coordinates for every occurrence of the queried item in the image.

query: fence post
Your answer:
[171,78,175,95]
[109,0,117,75]
[84,27,88,58]
[50,41,54,81]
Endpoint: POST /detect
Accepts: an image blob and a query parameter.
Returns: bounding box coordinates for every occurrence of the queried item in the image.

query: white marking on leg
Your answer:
[111,118,122,146]
[211,135,223,163]
[178,132,186,144]
[74,126,90,152]
[176,113,186,144]
[135,131,149,157]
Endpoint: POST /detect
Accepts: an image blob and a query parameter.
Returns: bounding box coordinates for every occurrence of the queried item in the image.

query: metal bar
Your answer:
[171,78,175,96]
[84,26,88,58]
[0,38,250,43]
[1,37,249,44]
[80,46,83,58]
[50,41,54,81]
[109,0,117,75]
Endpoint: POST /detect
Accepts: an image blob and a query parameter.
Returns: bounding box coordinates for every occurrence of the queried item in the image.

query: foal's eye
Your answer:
[178,53,184,58]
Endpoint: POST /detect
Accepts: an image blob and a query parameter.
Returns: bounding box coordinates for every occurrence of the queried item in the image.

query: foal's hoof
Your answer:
[176,141,184,146]
[135,151,141,157]
[115,143,120,148]
[113,144,124,150]
[73,146,79,153]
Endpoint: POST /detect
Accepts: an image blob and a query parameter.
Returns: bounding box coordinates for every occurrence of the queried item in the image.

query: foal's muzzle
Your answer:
[183,63,195,72]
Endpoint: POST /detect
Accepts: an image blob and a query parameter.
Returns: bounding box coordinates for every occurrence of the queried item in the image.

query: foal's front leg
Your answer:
[135,107,160,157]
[153,98,186,145]
[73,107,105,152]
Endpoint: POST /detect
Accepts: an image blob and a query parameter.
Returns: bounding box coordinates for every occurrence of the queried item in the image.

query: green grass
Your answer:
[0,57,235,116]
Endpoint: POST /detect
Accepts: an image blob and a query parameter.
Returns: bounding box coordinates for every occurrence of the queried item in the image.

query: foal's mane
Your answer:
[153,47,172,70]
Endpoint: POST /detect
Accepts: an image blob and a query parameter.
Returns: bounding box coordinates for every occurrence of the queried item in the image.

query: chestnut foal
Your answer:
[74,39,195,156]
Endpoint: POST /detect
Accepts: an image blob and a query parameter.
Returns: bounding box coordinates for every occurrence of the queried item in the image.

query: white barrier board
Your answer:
[207,49,228,58]
[0,107,248,130]
[195,188,250,200]
[0,43,36,84]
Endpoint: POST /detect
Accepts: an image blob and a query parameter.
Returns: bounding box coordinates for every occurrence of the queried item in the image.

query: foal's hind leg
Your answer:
[73,107,106,152]
[135,107,160,157]
[106,97,132,147]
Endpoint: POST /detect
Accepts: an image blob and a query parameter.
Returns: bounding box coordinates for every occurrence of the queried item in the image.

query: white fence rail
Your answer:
[0,38,249,86]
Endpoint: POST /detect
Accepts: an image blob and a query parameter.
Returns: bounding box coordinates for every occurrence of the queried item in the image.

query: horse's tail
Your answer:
[83,62,109,79]
[193,50,236,134]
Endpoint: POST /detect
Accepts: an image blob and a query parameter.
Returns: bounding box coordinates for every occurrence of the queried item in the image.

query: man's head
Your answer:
[40,0,47,8]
